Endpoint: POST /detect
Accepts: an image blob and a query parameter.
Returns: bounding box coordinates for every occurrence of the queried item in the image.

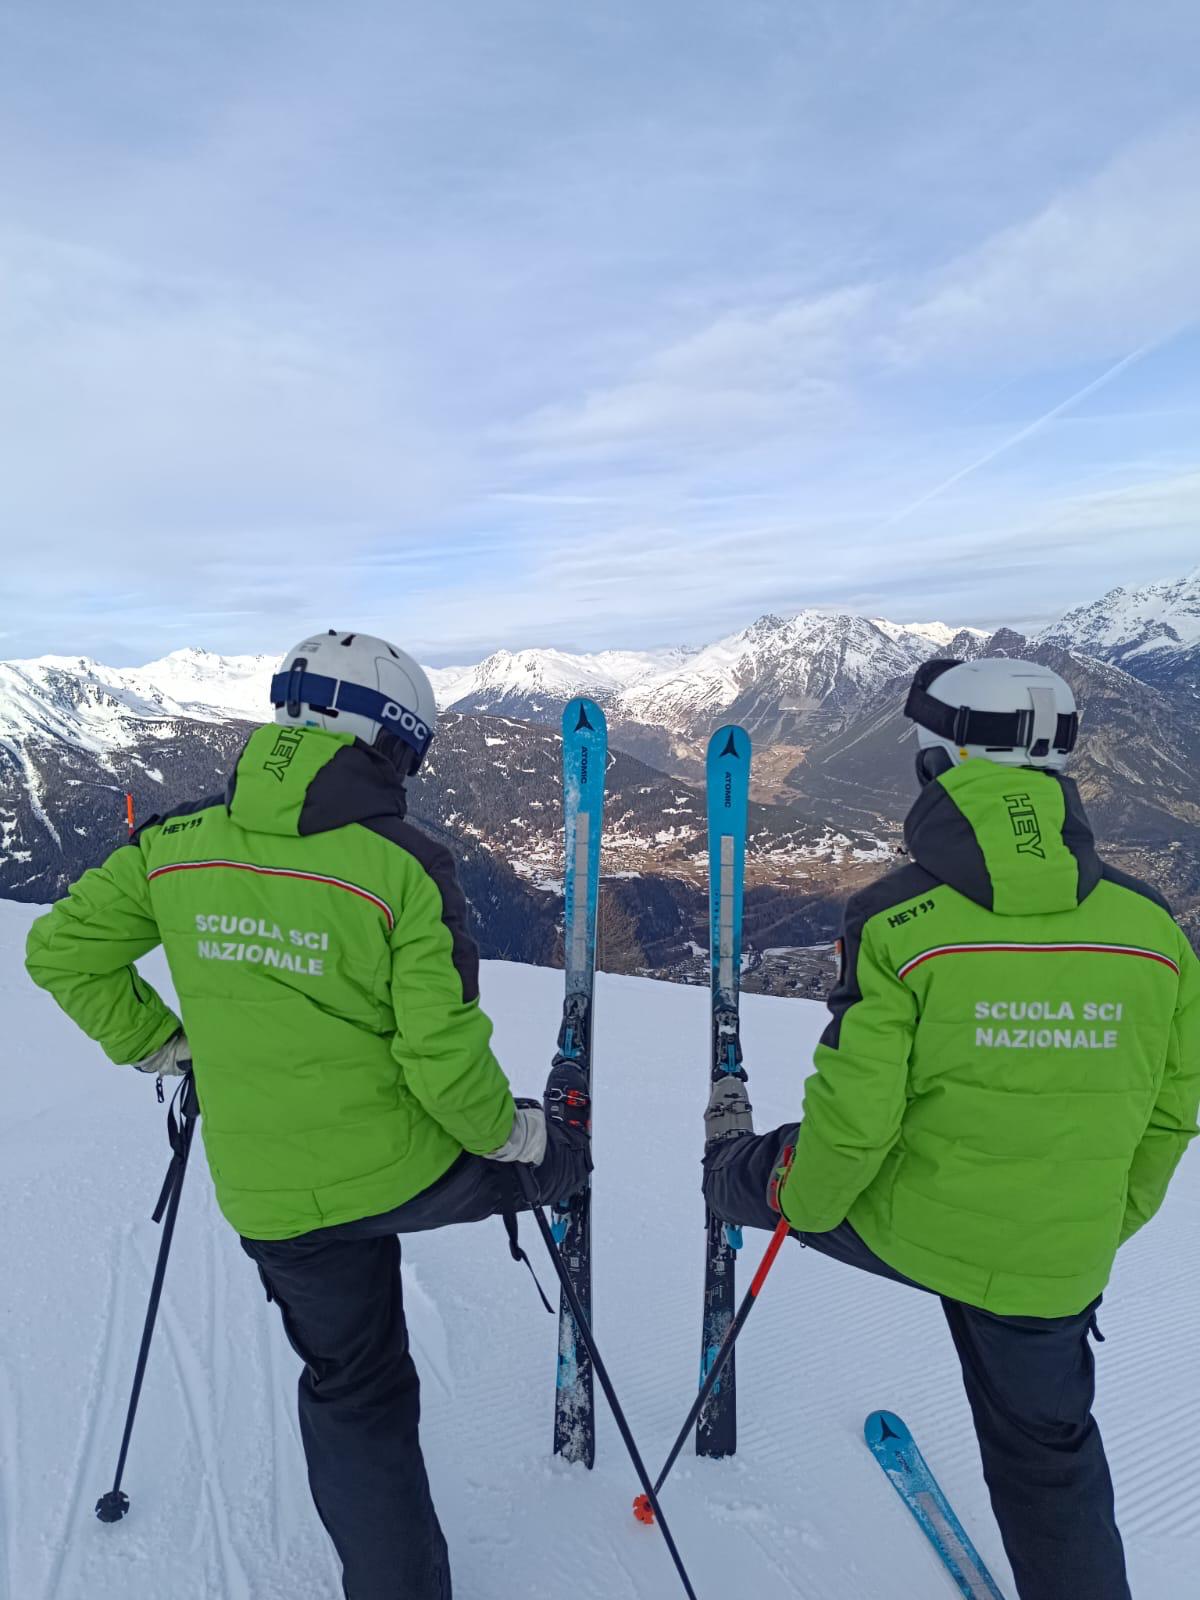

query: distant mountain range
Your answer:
[3,570,1197,986]
[1040,570,1200,694]
[0,612,978,756]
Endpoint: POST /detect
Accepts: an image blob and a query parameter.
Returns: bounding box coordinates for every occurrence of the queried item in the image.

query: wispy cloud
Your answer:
[867,341,1162,534]
[514,288,873,455]
[896,121,1200,365]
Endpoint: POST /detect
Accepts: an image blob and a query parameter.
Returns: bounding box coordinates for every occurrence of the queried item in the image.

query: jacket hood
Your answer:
[903,761,1101,916]
[228,724,408,838]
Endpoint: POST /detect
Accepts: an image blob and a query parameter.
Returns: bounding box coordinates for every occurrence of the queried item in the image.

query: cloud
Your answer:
[896,122,1200,366]
[0,226,471,556]
[510,121,1200,471]
[512,287,874,455]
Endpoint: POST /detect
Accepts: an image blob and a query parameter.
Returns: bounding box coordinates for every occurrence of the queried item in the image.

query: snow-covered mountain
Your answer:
[870,618,976,651]
[436,645,693,721]
[1038,571,1200,694]
[1,611,980,759]
[0,649,275,755]
[614,611,969,745]
[437,614,986,770]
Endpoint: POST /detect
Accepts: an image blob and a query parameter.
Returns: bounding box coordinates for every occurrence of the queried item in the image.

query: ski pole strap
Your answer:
[151,1073,198,1225]
[501,1211,554,1315]
[767,1141,796,1215]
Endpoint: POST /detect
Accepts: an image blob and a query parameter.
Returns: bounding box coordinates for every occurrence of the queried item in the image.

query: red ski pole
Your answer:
[634,1216,790,1524]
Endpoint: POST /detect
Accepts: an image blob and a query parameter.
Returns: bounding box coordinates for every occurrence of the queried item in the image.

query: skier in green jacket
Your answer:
[705,655,1200,1600]
[26,629,590,1600]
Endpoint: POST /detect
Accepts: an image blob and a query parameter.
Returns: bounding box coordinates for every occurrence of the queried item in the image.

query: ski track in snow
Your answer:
[0,1343,21,1600]
[40,1230,128,1600]
[4,901,1200,1599]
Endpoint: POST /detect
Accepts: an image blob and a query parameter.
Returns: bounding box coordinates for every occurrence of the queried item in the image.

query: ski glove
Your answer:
[705,1074,754,1145]
[132,1029,192,1078]
[486,1105,548,1165]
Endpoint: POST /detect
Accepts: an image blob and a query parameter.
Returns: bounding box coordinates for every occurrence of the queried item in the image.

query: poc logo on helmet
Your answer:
[380,702,430,744]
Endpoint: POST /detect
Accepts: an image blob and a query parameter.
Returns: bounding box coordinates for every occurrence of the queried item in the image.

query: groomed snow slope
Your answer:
[3,899,1198,1600]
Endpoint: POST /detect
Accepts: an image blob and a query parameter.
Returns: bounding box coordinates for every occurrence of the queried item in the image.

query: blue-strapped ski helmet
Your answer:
[271,630,437,774]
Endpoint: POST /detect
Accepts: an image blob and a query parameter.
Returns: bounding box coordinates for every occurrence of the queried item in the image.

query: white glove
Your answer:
[486,1105,547,1165]
[132,1030,192,1077]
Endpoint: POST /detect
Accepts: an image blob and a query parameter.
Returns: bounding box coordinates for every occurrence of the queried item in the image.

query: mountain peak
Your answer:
[1037,571,1200,693]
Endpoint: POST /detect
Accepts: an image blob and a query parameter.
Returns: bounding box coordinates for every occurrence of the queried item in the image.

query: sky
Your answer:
[1,0,1198,666]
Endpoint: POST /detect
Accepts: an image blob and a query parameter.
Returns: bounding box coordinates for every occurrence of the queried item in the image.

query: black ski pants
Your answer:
[704,1128,1132,1600]
[241,1140,585,1600]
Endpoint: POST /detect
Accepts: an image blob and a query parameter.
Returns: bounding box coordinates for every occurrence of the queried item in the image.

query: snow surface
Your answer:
[4,898,1199,1599]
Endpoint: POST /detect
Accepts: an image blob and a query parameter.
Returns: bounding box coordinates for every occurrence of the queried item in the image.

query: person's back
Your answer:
[27,632,516,1241]
[26,629,589,1600]
[820,755,1192,1315]
[704,655,1200,1600]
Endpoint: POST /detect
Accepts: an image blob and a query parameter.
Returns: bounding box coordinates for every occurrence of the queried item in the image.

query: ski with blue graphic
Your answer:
[550,698,607,1467]
[865,1412,1007,1598]
[697,724,751,1459]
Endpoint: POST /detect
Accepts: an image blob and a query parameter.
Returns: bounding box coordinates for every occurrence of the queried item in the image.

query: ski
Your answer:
[696,724,751,1458]
[550,698,608,1466]
[865,1412,1007,1599]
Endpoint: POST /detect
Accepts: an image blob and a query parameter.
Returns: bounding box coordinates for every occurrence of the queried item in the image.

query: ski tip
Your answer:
[632,1493,655,1526]
[864,1410,907,1445]
[564,697,607,736]
[707,723,751,762]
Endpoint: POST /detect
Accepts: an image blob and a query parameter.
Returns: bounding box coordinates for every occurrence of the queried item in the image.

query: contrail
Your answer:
[872,342,1157,533]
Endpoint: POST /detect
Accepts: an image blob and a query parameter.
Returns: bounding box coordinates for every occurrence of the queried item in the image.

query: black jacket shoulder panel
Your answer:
[903,781,994,910]
[822,861,938,1051]
[1057,776,1103,903]
[360,815,480,1003]
[845,861,941,926]
[298,740,408,835]
[130,791,226,848]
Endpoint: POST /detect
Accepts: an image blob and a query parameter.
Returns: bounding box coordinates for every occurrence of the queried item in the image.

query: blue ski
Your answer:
[865,1412,1007,1599]
[550,699,608,1467]
[697,724,751,1458]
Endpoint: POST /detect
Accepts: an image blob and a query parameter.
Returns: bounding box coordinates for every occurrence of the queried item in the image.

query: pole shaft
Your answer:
[105,1091,196,1498]
[654,1217,789,1495]
[519,1170,699,1600]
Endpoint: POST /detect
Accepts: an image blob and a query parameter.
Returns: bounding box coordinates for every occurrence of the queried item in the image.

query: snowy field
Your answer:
[3,897,1198,1600]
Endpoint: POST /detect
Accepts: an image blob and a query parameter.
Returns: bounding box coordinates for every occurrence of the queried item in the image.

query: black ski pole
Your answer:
[515,1166,700,1600]
[633,1216,789,1525]
[96,1071,200,1523]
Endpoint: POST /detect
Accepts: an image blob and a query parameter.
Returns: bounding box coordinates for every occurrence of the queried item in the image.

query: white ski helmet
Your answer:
[271,630,437,774]
[905,657,1079,785]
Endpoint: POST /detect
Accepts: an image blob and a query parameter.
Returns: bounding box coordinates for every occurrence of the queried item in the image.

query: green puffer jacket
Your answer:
[26,725,516,1239]
[779,760,1200,1316]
